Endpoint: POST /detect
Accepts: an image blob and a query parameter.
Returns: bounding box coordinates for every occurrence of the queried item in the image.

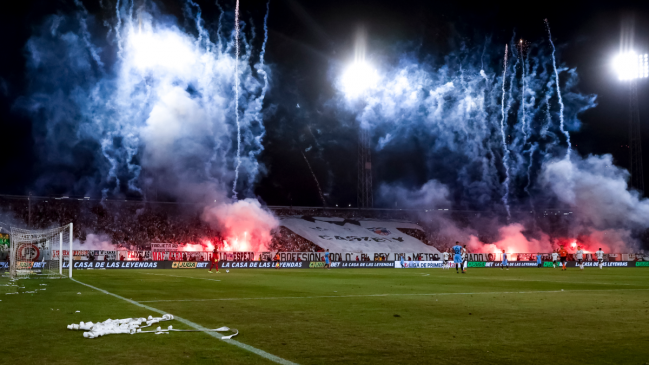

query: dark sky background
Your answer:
[1,0,649,208]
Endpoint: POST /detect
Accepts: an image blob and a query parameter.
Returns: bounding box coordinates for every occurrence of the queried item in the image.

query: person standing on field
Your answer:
[501,250,509,270]
[208,247,219,274]
[537,253,543,268]
[575,246,585,271]
[558,245,568,271]
[461,245,468,273]
[452,242,463,274]
[324,249,330,269]
[551,250,559,269]
[595,248,605,269]
[442,250,450,270]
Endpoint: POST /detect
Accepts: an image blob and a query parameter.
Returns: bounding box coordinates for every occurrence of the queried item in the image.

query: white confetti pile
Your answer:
[67,314,238,339]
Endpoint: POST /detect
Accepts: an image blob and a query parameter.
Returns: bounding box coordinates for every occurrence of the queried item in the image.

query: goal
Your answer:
[9,223,73,279]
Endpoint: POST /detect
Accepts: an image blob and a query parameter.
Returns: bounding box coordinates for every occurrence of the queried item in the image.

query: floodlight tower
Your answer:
[341,31,379,208]
[614,52,649,193]
[357,126,373,208]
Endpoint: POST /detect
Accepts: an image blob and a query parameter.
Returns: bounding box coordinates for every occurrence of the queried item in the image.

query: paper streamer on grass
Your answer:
[67,314,238,339]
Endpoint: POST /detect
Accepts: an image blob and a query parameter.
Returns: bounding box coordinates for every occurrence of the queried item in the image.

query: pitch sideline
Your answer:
[70,278,299,365]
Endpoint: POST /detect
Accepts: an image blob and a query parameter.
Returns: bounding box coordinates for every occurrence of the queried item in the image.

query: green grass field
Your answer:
[2,267,649,364]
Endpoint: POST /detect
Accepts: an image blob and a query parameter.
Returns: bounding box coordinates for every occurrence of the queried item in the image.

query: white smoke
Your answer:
[74,233,115,250]
[541,154,649,250]
[378,180,450,209]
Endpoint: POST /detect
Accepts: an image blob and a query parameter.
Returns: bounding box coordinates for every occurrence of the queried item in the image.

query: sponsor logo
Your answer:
[467,262,486,268]
[636,262,649,267]
[17,261,34,269]
[172,262,197,269]
[368,227,392,236]
[309,262,326,268]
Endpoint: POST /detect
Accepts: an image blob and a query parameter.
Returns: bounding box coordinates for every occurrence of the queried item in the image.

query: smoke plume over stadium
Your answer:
[17,0,277,249]
[331,30,649,253]
[6,0,649,253]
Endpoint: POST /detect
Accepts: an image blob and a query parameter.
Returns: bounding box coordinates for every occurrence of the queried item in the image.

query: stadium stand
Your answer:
[279,217,439,253]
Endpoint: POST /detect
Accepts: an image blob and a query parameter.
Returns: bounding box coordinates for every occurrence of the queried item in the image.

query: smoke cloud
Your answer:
[332,33,647,252]
[201,198,279,252]
[17,1,276,249]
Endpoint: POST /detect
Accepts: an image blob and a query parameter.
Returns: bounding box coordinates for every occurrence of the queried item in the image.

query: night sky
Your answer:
[1,0,649,208]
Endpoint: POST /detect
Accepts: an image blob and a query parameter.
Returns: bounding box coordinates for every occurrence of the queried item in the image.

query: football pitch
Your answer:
[2,267,649,364]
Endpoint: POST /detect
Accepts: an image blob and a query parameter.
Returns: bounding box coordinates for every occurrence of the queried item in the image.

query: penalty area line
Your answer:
[70,278,298,365]
[138,288,649,303]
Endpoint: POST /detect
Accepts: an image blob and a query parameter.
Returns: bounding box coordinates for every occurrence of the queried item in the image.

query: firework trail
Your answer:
[545,19,571,159]
[215,1,224,52]
[302,151,327,207]
[73,0,104,68]
[524,143,537,206]
[186,0,209,51]
[520,44,528,144]
[114,0,123,57]
[480,37,490,81]
[499,45,511,219]
[232,0,241,200]
[505,48,519,119]
[258,0,270,98]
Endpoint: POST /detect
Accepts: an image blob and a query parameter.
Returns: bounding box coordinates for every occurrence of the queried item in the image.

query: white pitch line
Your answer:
[138,288,649,303]
[71,278,298,365]
[143,273,221,282]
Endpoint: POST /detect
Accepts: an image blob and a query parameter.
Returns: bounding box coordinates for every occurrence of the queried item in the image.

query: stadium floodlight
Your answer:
[613,51,649,81]
[340,60,379,98]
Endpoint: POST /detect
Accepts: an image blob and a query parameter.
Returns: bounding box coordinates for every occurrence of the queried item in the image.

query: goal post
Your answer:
[9,223,73,279]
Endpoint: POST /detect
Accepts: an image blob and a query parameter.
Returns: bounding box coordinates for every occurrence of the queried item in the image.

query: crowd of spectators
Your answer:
[0,198,331,252]
[0,197,223,248]
[0,197,609,253]
[268,227,322,252]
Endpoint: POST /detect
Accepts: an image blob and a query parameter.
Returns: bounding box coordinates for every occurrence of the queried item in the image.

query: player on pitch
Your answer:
[452,242,463,274]
[595,247,605,269]
[558,245,568,271]
[461,245,468,273]
[324,249,330,269]
[501,249,509,270]
[551,250,559,269]
[575,246,585,271]
[208,247,219,274]
[442,249,450,270]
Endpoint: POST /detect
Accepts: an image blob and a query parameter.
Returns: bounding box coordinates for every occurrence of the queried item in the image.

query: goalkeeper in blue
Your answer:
[452,242,464,274]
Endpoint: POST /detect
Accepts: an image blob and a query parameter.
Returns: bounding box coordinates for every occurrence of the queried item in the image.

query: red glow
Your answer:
[202,199,279,252]
[465,222,630,256]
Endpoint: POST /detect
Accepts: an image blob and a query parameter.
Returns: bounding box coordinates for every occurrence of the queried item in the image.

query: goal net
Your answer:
[9,223,73,279]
